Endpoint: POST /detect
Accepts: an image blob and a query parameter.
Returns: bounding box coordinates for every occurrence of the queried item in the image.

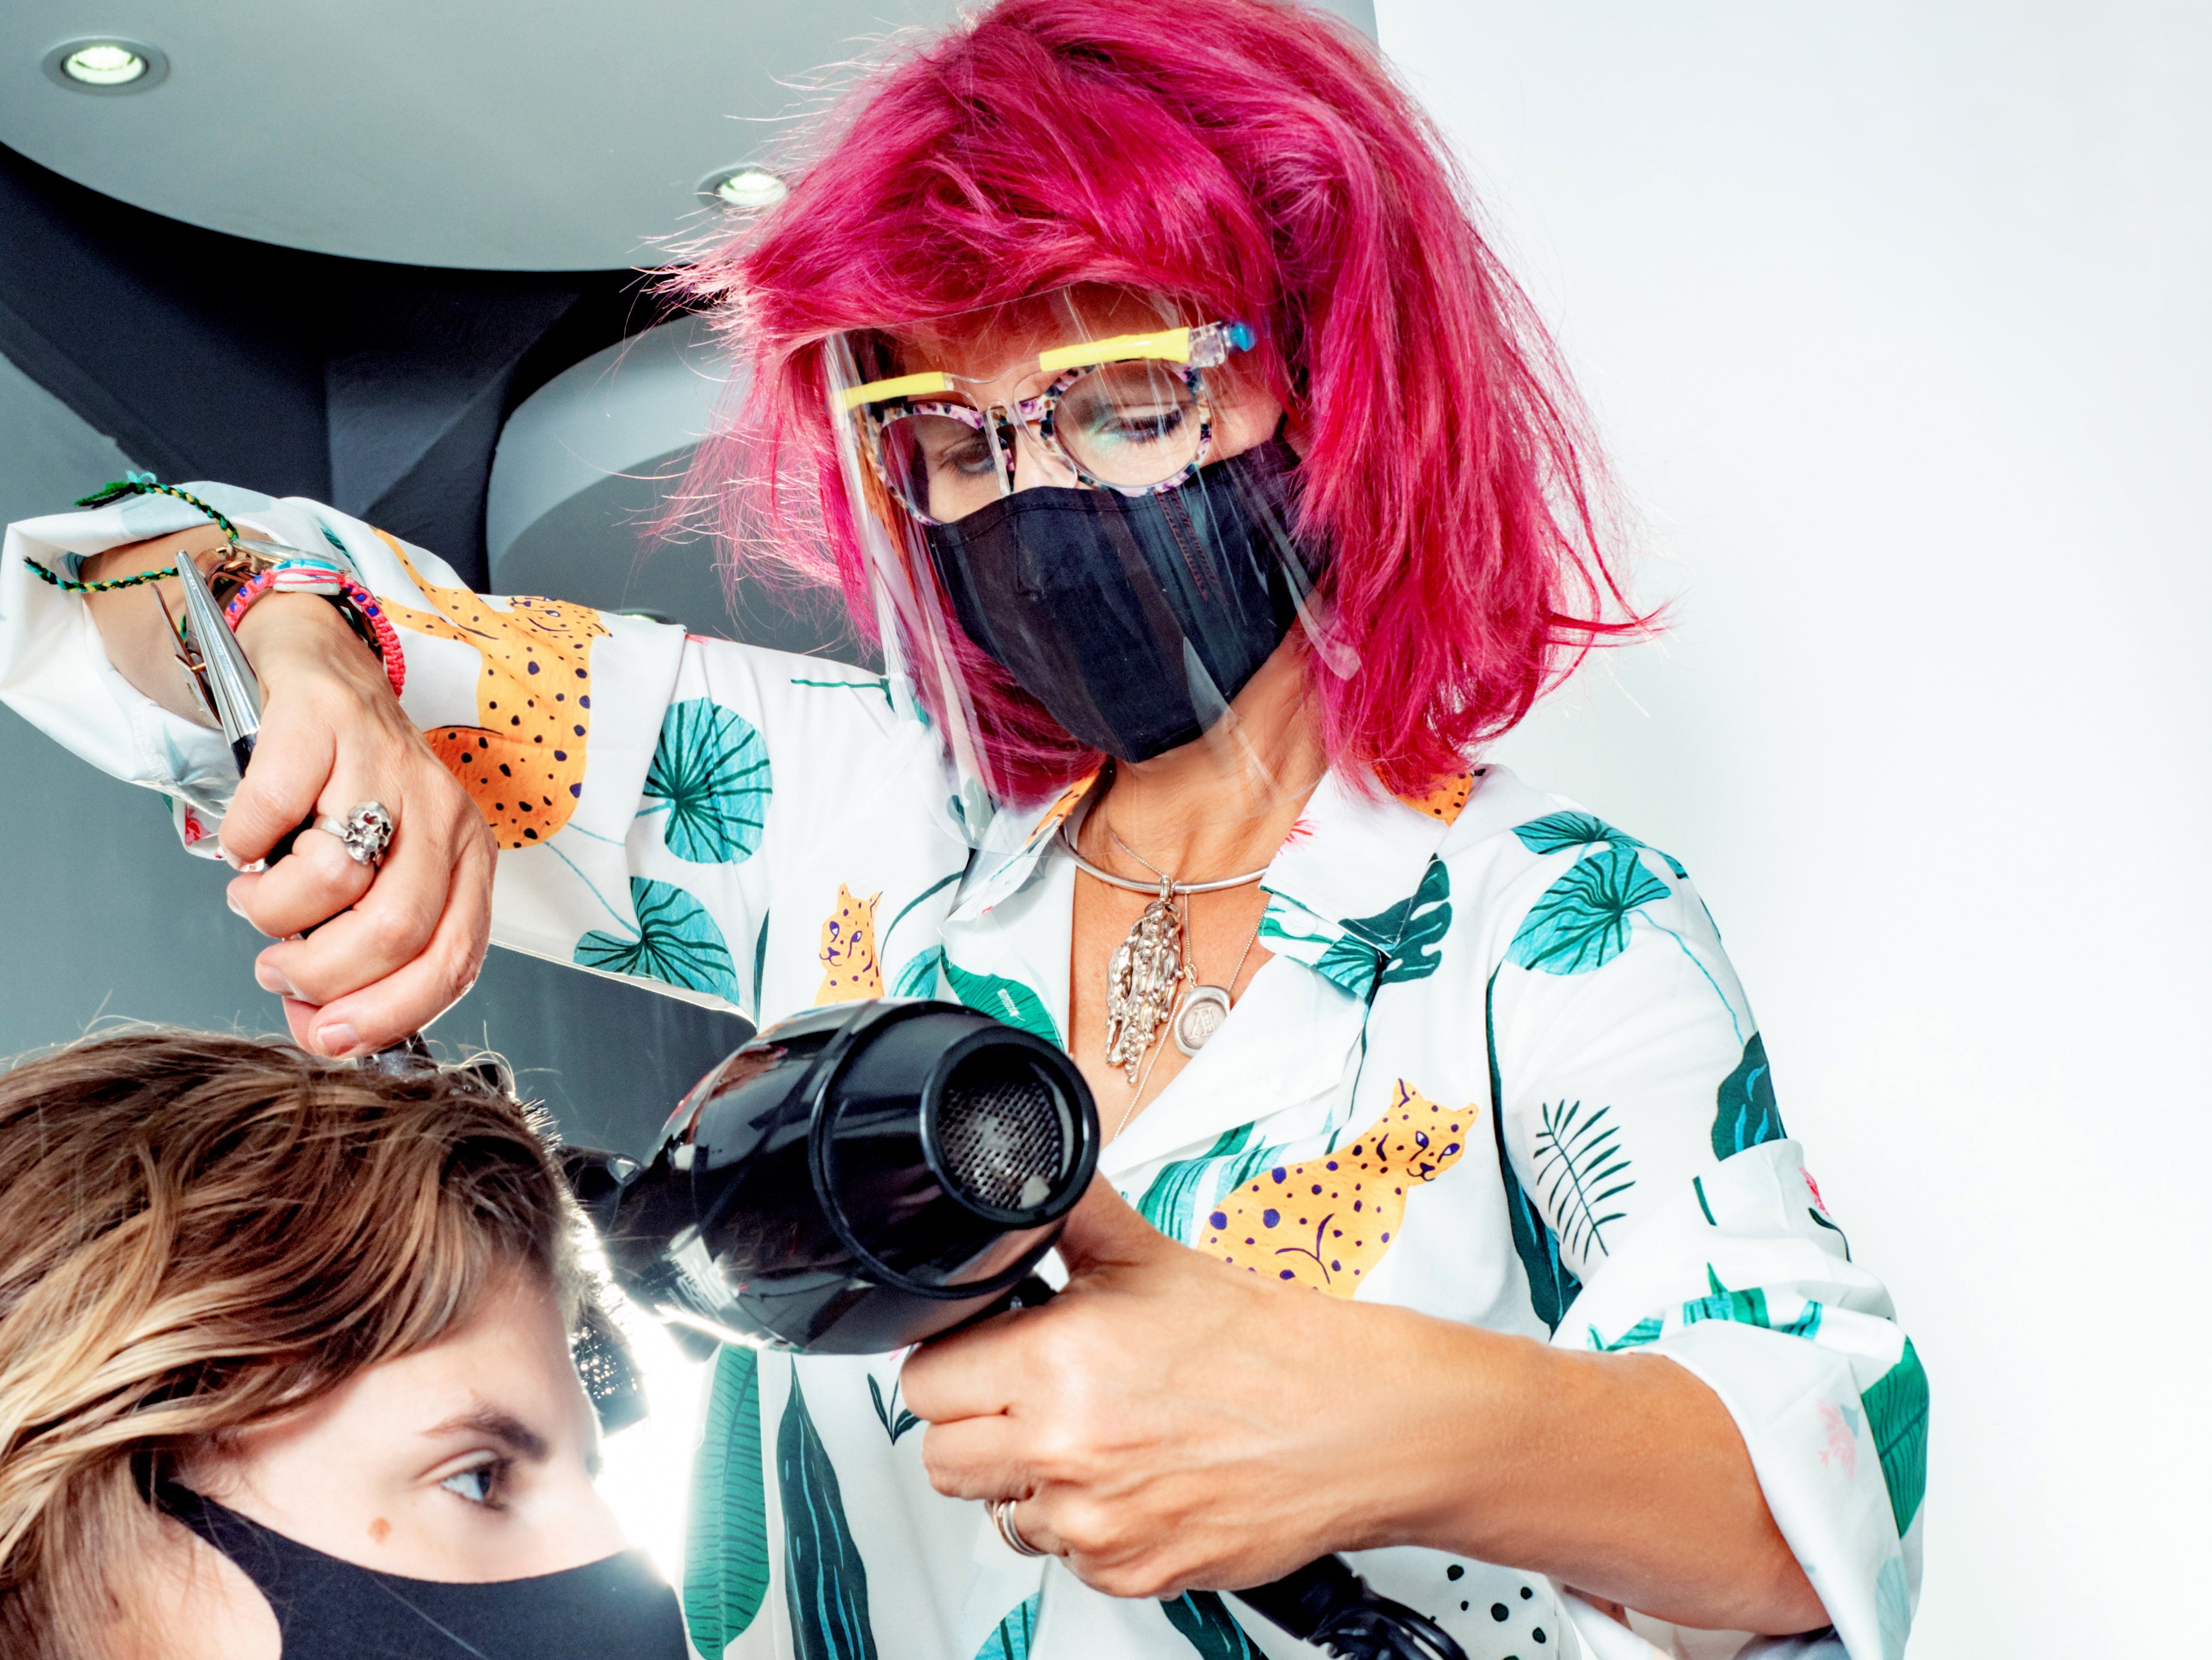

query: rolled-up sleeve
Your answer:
[1487,839,1923,1660]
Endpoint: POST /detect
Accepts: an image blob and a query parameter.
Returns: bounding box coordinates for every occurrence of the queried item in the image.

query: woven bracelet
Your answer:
[225,567,406,699]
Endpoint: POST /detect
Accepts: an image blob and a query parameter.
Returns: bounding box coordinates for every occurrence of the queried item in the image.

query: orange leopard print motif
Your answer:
[1397,770,1473,825]
[815,884,884,1003]
[373,531,609,849]
[1200,1081,1474,1295]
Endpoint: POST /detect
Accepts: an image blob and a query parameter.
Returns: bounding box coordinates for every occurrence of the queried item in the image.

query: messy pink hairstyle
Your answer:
[672,0,1640,801]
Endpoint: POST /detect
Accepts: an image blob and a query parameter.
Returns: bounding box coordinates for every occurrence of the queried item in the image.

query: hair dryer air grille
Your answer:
[933,1052,1072,1216]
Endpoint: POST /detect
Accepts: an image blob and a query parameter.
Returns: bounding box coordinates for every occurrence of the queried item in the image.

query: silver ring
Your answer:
[318,801,395,866]
[992,1497,1046,1559]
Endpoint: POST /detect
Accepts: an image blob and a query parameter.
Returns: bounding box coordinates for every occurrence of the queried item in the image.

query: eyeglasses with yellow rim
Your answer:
[841,320,1256,526]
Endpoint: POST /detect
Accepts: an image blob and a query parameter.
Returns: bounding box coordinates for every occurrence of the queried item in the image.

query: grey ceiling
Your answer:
[3,0,1375,271]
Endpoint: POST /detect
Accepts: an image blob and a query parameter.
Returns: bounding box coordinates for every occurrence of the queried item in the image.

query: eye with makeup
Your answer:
[432,1452,514,1510]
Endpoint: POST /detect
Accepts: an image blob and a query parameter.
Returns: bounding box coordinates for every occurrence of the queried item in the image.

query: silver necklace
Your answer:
[1058,797,1269,1085]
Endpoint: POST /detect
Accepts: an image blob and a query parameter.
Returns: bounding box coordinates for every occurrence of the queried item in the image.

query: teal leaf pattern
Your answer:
[645,698,771,864]
[684,1347,770,1658]
[1683,1266,1824,1339]
[751,911,771,1018]
[866,1373,921,1444]
[1513,809,1686,878]
[1313,856,1453,1001]
[1531,1099,1635,1263]
[893,944,947,1000]
[974,1593,1041,1660]
[944,959,1062,1046]
[1861,1338,1930,1536]
[1713,1032,1786,1158]
[1590,1315,1665,1351]
[575,878,740,1000]
[1876,1556,1912,1660]
[1486,972,1581,1332]
[1161,1592,1263,1660]
[1138,1126,1253,1243]
[778,1371,879,1660]
[1506,843,1671,976]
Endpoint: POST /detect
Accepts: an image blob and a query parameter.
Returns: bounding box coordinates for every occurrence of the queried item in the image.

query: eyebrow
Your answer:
[424,1407,550,1464]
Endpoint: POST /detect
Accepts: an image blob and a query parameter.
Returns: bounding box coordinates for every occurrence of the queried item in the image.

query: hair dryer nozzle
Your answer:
[598,1000,1098,1355]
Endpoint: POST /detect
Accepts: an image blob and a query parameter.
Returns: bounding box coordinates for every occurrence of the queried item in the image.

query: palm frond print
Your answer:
[1531,1099,1635,1264]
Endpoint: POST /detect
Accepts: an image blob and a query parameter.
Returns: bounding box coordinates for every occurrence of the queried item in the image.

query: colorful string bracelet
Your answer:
[225,565,406,699]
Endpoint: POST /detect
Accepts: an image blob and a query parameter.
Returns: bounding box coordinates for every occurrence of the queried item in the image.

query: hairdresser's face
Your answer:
[170,1270,624,1655]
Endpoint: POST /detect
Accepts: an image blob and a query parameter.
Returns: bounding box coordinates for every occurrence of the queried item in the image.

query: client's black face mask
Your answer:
[923,436,1310,762]
[159,1480,686,1660]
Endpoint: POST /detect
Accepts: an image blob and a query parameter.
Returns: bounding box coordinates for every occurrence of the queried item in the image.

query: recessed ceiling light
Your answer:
[699,166,789,210]
[41,38,169,95]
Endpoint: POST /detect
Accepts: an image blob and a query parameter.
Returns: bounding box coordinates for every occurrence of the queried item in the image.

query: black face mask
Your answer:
[923,436,1310,762]
[158,1479,687,1660]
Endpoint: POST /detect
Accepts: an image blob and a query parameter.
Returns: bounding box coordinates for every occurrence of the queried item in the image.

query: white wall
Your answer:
[1370,2,2210,1652]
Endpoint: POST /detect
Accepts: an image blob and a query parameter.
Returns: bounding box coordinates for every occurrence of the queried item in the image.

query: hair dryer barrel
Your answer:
[599,1000,1098,1355]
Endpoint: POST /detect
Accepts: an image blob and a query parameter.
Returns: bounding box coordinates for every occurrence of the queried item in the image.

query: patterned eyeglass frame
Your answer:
[840,320,1255,527]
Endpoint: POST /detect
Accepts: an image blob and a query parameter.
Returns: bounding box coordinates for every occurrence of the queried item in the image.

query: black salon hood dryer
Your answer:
[575,998,1465,1660]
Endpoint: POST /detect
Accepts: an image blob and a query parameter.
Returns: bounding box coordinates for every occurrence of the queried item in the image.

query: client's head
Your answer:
[0,1030,643,1660]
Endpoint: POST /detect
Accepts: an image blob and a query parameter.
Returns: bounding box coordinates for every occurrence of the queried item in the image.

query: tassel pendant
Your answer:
[1103,878,1186,1084]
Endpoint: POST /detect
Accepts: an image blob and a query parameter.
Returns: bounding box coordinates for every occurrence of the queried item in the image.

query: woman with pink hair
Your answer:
[0,2,1920,1657]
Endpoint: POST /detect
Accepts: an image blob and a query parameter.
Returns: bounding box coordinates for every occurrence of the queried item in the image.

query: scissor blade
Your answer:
[171,542,263,755]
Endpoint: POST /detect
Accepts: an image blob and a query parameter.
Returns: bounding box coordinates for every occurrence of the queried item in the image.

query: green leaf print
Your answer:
[1161,1592,1264,1660]
[1313,856,1453,1001]
[1861,1338,1930,1536]
[974,1593,1041,1660]
[1713,1032,1786,1158]
[1532,1099,1635,1264]
[893,944,947,1000]
[1506,843,1671,976]
[1487,972,1582,1332]
[1684,1266,1825,1340]
[943,959,1062,1046]
[1513,809,1687,877]
[751,911,772,1019]
[1589,1315,1665,1351]
[684,1347,770,1657]
[575,878,741,1000]
[644,698,771,864]
[778,1371,879,1660]
[1138,1126,1254,1243]
[866,1372,921,1444]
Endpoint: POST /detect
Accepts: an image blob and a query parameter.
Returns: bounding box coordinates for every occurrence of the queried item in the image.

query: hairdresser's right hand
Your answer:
[220,593,496,1057]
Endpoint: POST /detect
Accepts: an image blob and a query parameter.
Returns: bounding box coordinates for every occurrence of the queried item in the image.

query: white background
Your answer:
[1372,2,2211,1652]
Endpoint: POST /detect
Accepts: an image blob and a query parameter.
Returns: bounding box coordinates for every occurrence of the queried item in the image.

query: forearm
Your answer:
[1354,1303,1827,1634]
[80,529,383,726]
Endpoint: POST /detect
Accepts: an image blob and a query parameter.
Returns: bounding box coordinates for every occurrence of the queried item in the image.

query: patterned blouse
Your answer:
[0,484,1924,1660]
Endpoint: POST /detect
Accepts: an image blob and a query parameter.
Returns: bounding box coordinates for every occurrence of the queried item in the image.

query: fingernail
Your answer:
[317,1022,360,1057]
[226,889,245,917]
[255,962,301,998]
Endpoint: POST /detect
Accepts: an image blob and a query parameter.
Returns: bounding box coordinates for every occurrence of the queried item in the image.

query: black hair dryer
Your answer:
[583,999,1465,1660]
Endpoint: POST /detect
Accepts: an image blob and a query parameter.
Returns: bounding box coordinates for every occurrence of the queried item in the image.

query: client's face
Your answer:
[166,1269,625,1656]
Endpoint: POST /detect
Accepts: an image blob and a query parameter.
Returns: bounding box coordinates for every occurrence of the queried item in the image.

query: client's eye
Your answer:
[438,1457,509,1508]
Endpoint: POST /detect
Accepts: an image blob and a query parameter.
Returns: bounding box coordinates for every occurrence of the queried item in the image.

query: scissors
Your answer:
[164,541,435,1070]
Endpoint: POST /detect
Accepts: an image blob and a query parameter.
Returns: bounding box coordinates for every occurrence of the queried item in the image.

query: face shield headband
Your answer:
[827,292,1337,798]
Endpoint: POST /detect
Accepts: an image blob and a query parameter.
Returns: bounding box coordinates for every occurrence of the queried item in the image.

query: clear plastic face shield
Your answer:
[824,285,1343,839]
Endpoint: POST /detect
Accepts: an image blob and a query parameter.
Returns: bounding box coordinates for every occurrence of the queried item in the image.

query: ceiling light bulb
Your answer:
[707,168,789,210]
[43,38,167,94]
[64,44,146,86]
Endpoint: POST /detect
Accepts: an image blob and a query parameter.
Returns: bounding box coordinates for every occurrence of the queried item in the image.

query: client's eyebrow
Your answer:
[425,1407,550,1463]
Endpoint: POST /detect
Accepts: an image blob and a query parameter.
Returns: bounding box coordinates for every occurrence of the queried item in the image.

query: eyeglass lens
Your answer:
[878,360,1204,522]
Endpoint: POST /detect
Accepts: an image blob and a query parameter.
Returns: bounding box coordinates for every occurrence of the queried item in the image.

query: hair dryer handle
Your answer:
[973,1279,1466,1660]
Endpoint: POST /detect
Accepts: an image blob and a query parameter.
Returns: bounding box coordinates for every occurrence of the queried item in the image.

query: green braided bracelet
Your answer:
[25,558,179,594]
[20,473,237,594]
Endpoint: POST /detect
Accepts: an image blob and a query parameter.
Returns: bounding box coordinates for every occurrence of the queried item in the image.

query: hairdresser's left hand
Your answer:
[899,1180,1403,1598]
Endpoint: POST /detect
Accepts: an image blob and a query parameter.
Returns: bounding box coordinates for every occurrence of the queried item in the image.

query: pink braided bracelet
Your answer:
[223,567,406,699]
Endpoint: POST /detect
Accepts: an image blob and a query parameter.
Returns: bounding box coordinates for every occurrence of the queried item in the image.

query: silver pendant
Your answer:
[1103,879,1184,1084]
[1173,985,1232,1055]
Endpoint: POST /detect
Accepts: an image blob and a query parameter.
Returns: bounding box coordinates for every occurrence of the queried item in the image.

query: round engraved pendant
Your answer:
[1173,984,1232,1055]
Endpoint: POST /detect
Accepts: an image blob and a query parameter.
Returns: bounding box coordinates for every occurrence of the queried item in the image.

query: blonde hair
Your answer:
[0,1030,579,1658]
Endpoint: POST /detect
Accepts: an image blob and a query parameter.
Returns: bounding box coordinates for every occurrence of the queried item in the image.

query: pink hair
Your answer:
[671,0,1642,801]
